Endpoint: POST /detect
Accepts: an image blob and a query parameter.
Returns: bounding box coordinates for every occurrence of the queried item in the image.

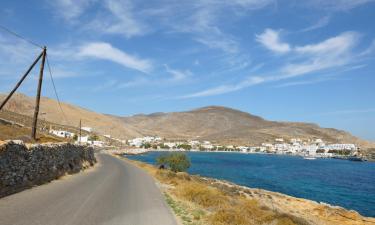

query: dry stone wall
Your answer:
[0,141,96,197]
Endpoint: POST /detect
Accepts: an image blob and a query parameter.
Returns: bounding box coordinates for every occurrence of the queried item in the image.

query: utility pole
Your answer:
[31,47,47,140]
[79,119,82,144]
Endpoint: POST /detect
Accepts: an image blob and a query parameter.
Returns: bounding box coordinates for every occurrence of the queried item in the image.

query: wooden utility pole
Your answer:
[0,50,44,111]
[31,47,47,140]
[79,119,82,144]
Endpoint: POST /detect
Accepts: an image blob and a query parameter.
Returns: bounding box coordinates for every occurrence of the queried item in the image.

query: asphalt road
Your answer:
[0,154,177,225]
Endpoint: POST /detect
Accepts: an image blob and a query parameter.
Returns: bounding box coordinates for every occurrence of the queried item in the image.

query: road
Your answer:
[0,154,177,225]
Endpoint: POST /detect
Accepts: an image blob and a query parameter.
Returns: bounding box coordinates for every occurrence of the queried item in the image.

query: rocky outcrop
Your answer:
[0,141,96,198]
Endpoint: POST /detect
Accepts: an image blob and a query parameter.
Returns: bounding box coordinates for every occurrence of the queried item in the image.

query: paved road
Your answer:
[0,154,177,225]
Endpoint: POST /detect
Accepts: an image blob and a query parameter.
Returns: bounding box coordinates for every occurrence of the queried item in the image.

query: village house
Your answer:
[49,129,75,139]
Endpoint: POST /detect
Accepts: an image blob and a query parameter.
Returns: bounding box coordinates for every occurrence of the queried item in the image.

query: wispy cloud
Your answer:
[164,64,192,81]
[77,42,152,73]
[49,0,95,22]
[300,16,330,32]
[256,29,291,53]
[283,31,360,77]
[179,76,265,98]
[89,0,148,38]
[181,31,364,98]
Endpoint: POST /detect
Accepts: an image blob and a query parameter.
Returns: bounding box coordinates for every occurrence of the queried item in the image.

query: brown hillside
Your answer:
[121,106,375,147]
[0,93,141,139]
[1,93,374,149]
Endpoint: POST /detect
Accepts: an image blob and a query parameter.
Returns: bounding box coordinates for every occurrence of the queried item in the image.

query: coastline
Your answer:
[121,148,373,163]
[119,155,375,225]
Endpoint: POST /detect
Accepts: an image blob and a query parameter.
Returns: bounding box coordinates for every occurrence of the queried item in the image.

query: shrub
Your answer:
[141,143,152,149]
[88,135,99,141]
[177,144,192,150]
[156,152,191,172]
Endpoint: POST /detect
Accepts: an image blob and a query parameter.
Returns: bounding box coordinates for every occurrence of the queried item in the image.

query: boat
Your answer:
[348,156,364,162]
[303,156,317,160]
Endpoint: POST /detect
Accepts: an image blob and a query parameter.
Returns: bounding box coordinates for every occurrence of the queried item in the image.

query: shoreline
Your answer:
[120,156,375,225]
[122,148,373,163]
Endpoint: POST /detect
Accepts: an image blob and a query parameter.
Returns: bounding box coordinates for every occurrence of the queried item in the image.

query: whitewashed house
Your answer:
[49,129,75,138]
[81,127,92,132]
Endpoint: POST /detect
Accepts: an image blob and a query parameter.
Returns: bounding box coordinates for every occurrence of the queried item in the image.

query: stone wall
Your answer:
[0,141,96,198]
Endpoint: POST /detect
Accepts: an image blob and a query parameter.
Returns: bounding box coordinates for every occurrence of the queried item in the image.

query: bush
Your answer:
[156,152,191,172]
[159,143,170,149]
[177,144,192,151]
[88,135,99,141]
[141,143,152,149]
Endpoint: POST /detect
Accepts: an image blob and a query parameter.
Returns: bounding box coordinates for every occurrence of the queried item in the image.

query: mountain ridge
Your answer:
[1,93,374,148]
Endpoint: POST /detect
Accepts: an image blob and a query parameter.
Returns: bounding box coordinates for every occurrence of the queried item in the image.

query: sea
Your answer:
[126,151,375,217]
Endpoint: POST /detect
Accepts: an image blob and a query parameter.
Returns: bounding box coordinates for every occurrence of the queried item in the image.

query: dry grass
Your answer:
[125,158,299,225]
[177,182,227,209]
[0,124,64,143]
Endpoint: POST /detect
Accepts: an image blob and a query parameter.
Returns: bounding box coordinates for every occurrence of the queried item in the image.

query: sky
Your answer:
[0,0,374,141]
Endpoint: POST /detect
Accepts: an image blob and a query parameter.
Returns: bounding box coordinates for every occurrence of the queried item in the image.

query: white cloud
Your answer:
[182,31,363,98]
[50,0,94,22]
[180,76,265,98]
[78,42,152,73]
[117,77,148,89]
[284,32,359,77]
[295,32,358,55]
[359,39,375,56]
[301,16,330,32]
[161,1,274,54]
[256,29,291,53]
[164,64,192,81]
[90,0,148,38]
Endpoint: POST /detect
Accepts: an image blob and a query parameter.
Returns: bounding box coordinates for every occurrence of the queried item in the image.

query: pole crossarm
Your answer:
[0,50,44,111]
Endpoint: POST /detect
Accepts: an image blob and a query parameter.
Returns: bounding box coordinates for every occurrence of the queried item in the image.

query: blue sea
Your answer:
[126,151,375,217]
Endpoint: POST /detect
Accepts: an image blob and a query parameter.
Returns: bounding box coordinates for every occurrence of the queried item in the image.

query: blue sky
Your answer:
[0,0,374,141]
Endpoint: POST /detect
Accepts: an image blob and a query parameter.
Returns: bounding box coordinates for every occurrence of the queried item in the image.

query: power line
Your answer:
[0,24,43,49]
[46,55,70,126]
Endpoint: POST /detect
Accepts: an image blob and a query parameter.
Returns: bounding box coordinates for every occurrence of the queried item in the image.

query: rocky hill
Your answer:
[120,106,375,147]
[1,93,374,148]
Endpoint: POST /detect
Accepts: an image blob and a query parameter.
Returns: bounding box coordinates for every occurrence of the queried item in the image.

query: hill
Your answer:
[0,93,141,138]
[120,106,375,148]
[1,93,374,149]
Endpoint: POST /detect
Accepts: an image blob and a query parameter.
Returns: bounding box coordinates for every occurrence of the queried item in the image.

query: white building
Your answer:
[49,129,75,138]
[238,146,249,153]
[326,144,357,151]
[90,140,105,147]
[164,142,177,148]
[189,140,200,146]
[81,127,92,132]
[79,135,89,143]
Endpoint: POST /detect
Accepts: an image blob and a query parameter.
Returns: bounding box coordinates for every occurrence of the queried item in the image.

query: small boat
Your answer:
[303,156,316,160]
[348,156,364,162]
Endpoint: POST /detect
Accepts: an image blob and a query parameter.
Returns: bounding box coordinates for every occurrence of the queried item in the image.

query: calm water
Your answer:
[126,151,375,217]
